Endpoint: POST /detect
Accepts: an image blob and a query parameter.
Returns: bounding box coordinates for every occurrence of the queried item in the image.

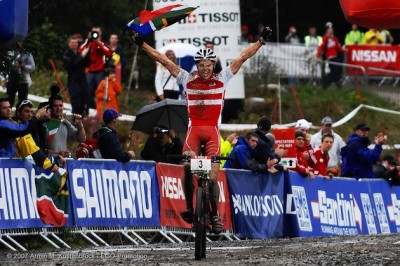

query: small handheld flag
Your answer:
[124,4,198,36]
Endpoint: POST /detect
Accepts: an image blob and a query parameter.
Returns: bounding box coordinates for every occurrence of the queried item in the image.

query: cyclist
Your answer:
[132,26,272,234]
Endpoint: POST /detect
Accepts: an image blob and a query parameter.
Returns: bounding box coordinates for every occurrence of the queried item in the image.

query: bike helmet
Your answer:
[194,48,217,62]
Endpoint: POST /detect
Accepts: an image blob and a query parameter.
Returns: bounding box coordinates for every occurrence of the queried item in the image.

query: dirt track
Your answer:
[1,233,400,265]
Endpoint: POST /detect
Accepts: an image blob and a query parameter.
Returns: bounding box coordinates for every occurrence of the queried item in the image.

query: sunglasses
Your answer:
[18,100,33,111]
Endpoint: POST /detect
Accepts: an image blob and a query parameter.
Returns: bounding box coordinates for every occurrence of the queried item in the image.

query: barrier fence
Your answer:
[1,158,400,251]
[243,43,400,89]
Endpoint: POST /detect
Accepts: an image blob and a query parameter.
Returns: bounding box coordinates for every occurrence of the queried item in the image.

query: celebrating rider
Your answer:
[131,26,272,234]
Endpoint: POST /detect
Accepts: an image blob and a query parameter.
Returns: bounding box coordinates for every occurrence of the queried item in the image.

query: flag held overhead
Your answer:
[124,4,198,36]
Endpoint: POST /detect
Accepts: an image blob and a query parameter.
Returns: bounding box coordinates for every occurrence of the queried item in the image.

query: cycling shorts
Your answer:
[183,125,221,156]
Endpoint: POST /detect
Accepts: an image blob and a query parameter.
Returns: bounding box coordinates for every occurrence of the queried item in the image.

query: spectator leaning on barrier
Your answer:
[253,116,285,165]
[0,97,42,157]
[310,116,345,176]
[341,123,388,179]
[13,100,66,173]
[47,89,86,158]
[30,101,50,156]
[294,130,315,180]
[140,125,183,164]
[224,132,278,173]
[219,132,239,169]
[308,133,334,178]
[94,108,135,162]
[294,118,313,160]
[373,155,400,185]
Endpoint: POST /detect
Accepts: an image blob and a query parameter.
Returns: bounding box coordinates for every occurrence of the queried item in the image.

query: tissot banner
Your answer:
[226,169,285,238]
[67,160,160,227]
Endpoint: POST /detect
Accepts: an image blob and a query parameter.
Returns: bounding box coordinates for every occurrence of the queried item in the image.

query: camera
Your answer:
[90,30,100,40]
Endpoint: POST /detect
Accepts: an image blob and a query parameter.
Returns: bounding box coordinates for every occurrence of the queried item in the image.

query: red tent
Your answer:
[339,0,400,29]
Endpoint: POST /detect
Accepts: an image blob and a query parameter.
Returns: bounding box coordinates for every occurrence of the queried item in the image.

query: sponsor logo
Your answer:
[231,193,283,217]
[351,50,397,63]
[360,193,377,234]
[178,12,240,24]
[373,193,390,234]
[0,167,40,220]
[72,168,153,219]
[162,36,229,47]
[290,186,312,231]
[387,193,400,226]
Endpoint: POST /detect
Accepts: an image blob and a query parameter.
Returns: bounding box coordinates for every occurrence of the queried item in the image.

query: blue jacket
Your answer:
[224,136,267,172]
[341,133,382,179]
[0,118,32,158]
[94,125,132,162]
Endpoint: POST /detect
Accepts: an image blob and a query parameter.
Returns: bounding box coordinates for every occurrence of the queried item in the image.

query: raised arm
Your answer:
[230,26,272,75]
[132,33,180,77]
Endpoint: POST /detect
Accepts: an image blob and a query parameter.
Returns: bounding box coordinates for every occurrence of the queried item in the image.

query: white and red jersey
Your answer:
[308,147,330,176]
[176,67,234,126]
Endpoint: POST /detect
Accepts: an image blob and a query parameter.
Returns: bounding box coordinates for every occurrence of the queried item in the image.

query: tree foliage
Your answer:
[1,0,156,88]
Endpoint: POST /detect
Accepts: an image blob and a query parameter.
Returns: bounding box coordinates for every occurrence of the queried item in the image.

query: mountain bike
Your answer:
[169,154,230,260]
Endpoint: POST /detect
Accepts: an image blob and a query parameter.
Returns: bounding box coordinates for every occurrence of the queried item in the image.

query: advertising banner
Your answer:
[0,159,73,229]
[67,160,160,227]
[0,159,44,229]
[226,169,285,238]
[285,171,400,237]
[153,0,244,99]
[156,163,232,230]
[346,45,400,76]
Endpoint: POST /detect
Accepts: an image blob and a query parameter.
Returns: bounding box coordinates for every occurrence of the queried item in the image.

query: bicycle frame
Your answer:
[191,156,212,260]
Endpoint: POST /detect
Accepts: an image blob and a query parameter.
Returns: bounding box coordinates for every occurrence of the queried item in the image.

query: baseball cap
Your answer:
[355,123,370,131]
[321,116,333,125]
[295,119,311,129]
[103,108,122,123]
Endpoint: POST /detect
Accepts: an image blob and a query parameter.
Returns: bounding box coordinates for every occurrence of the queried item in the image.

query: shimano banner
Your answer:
[286,171,400,237]
[0,159,73,229]
[67,160,160,227]
[0,159,43,229]
[226,169,285,238]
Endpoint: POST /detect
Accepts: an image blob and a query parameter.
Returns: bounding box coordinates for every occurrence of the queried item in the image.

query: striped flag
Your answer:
[35,167,69,227]
[46,119,61,143]
[124,4,198,36]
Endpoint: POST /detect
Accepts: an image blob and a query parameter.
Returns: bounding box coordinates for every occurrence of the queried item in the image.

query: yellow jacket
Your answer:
[15,133,53,170]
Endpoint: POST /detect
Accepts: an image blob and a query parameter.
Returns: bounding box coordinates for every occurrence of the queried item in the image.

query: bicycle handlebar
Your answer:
[167,154,232,162]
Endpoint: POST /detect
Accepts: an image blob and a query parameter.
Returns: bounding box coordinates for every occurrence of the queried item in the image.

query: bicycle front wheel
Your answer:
[195,186,204,260]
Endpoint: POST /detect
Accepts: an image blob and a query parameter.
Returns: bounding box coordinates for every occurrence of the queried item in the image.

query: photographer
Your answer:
[7,41,35,107]
[78,27,113,109]
[140,125,183,164]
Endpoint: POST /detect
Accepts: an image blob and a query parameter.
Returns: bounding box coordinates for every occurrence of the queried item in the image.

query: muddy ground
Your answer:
[1,233,400,265]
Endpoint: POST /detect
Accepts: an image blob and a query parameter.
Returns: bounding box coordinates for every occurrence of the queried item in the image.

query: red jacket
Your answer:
[308,147,330,176]
[295,145,314,175]
[317,35,344,60]
[79,40,113,72]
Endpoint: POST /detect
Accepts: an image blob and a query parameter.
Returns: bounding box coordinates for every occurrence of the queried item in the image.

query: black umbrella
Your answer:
[131,99,189,134]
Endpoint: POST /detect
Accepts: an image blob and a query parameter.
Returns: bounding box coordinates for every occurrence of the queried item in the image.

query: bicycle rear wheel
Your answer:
[195,187,204,260]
